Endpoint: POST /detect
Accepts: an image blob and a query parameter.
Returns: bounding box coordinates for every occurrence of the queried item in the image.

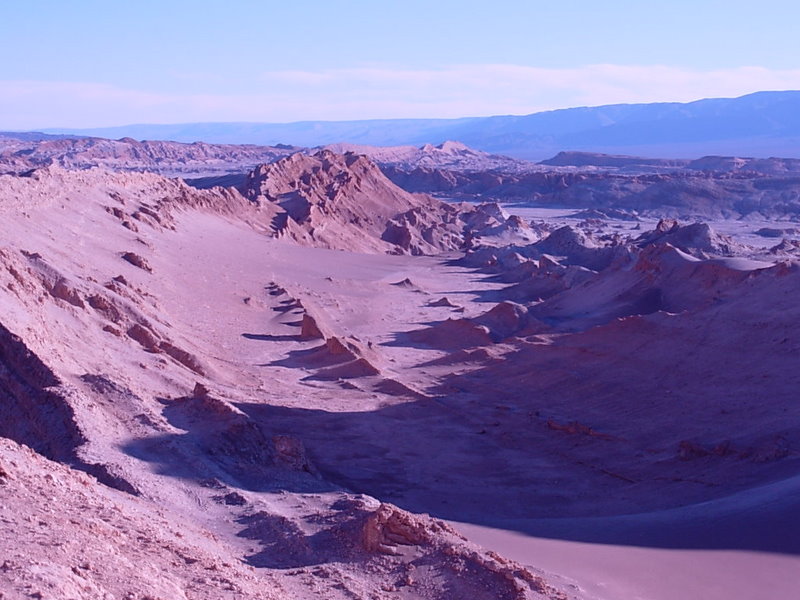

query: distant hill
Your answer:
[39,91,800,160]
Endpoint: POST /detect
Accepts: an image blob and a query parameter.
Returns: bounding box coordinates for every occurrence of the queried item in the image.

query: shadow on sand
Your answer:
[120,373,800,557]
[229,396,800,556]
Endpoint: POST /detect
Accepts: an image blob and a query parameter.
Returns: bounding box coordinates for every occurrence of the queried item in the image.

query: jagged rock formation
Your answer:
[0,161,581,600]
[241,150,533,255]
[2,134,800,599]
[7,132,800,221]
[634,218,746,258]
[382,153,800,219]
[0,134,298,177]
[323,140,532,173]
[242,150,471,254]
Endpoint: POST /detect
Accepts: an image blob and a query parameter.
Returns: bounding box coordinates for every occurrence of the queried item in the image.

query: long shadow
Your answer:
[381,327,487,351]
[236,507,361,568]
[236,512,319,568]
[271,302,303,314]
[115,335,800,557]
[232,397,800,556]
[121,395,333,495]
[242,332,300,342]
[433,287,508,303]
[119,392,359,570]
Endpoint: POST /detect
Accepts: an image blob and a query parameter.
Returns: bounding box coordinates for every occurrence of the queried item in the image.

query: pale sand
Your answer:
[454,522,800,600]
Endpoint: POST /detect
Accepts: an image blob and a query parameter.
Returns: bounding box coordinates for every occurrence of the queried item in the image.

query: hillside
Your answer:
[38,91,800,160]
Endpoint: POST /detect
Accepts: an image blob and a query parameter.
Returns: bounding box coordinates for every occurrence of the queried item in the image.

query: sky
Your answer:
[1,0,799,129]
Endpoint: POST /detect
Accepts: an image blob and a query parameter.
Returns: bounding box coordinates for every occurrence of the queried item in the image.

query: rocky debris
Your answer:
[236,511,314,568]
[126,323,206,374]
[0,438,285,600]
[121,251,152,272]
[323,336,361,357]
[360,503,436,554]
[635,219,746,258]
[521,242,758,332]
[126,323,160,351]
[159,341,206,375]
[165,393,277,472]
[372,378,427,399]
[226,495,570,598]
[219,491,248,505]
[458,203,544,248]
[348,502,563,599]
[49,278,85,308]
[421,346,501,367]
[407,301,540,349]
[464,224,624,277]
[678,440,735,460]
[192,382,210,397]
[87,293,123,322]
[280,318,384,380]
[744,436,792,463]
[314,357,381,380]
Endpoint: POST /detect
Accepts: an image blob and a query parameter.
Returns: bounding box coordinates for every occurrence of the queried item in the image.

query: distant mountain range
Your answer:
[32,91,800,160]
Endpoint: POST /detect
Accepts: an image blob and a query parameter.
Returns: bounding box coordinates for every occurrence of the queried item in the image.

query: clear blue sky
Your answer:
[1,0,799,128]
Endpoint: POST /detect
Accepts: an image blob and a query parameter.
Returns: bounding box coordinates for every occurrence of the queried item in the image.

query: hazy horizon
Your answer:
[3,1,800,129]
[10,89,790,134]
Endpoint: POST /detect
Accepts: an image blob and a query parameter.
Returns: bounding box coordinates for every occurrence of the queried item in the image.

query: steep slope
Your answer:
[0,165,579,600]
[242,150,471,254]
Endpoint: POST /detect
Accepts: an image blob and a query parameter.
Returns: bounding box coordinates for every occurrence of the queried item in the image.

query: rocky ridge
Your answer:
[0,162,579,599]
[0,133,298,177]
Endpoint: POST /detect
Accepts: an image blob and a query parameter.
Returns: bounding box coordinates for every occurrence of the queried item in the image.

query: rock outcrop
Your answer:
[243,150,471,254]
